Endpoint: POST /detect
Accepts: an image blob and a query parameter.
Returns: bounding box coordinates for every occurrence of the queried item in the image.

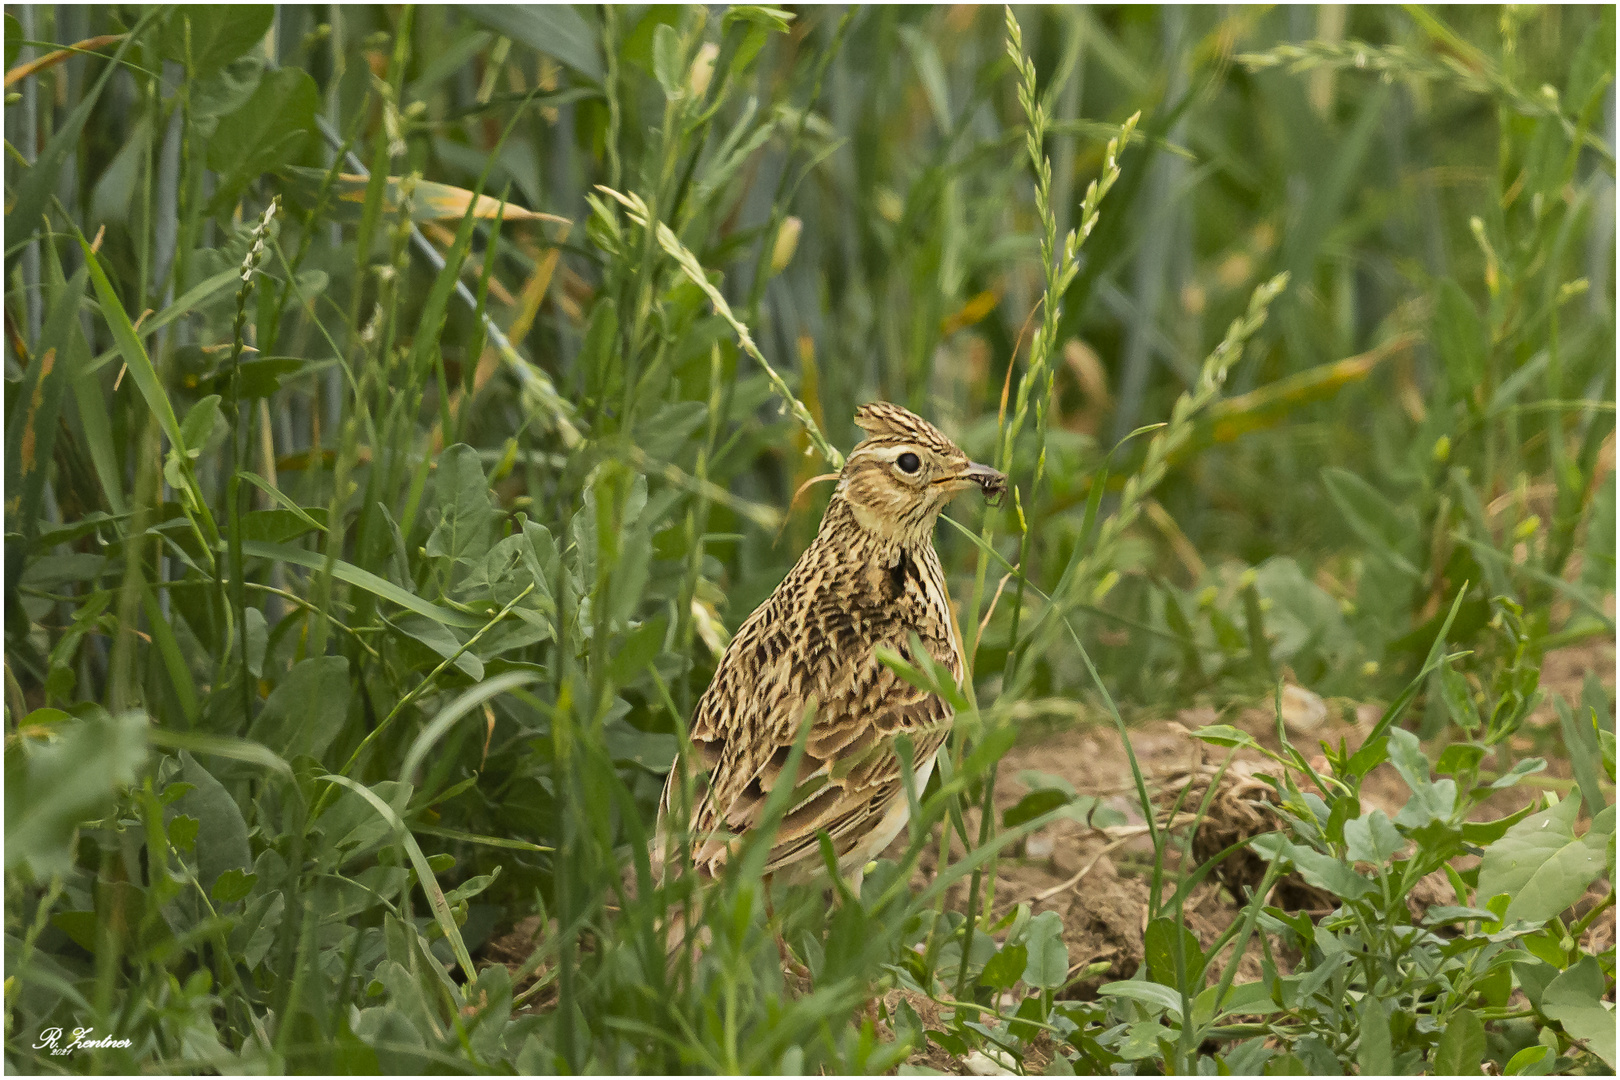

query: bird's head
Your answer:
[836,402,1006,544]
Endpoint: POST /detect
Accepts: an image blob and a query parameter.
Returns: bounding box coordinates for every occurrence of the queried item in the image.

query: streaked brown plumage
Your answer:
[655,402,1006,886]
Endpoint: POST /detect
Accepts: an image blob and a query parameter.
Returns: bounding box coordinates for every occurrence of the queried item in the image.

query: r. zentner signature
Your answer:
[32,1027,133,1055]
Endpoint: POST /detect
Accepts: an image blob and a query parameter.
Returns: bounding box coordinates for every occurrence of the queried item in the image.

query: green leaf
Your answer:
[1251,834,1374,899]
[1097,980,1184,1020]
[1439,660,1481,731]
[397,672,539,791]
[1556,697,1608,811]
[722,6,795,32]
[145,728,292,779]
[1433,278,1486,404]
[249,657,352,761]
[464,4,602,81]
[426,445,495,570]
[242,541,483,628]
[210,867,258,905]
[1190,724,1263,751]
[179,394,224,455]
[1144,917,1204,989]
[1489,757,1547,790]
[1504,1044,1554,1075]
[1343,809,1403,864]
[394,615,483,682]
[652,21,685,99]
[978,942,1028,990]
[1020,910,1068,989]
[166,814,199,852]
[1540,956,1614,1068]
[1477,794,1609,922]
[1431,1007,1485,1074]
[5,13,20,68]
[158,6,274,76]
[5,711,148,878]
[206,67,318,214]
[239,507,329,545]
[1004,788,1072,829]
[610,617,668,686]
[1356,994,1392,1075]
[174,751,252,898]
[81,244,185,452]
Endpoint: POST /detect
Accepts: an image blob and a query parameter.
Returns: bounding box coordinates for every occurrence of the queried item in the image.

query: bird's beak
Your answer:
[960,461,1007,506]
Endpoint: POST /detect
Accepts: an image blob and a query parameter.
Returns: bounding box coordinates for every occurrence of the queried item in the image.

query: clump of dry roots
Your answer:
[1155,756,1335,913]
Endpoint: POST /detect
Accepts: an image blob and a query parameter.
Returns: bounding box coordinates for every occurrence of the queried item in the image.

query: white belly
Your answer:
[838,749,940,878]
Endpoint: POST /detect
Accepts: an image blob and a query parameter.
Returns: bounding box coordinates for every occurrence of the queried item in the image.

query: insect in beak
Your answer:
[961,462,1007,506]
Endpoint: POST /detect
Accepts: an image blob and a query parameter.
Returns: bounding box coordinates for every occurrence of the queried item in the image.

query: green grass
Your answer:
[3,4,1614,1074]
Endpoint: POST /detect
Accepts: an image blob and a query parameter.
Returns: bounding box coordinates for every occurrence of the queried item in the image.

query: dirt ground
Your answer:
[889,634,1617,1073]
[484,637,1615,1069]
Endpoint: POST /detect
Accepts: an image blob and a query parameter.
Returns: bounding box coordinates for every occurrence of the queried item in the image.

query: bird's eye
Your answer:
[897,452,921,474]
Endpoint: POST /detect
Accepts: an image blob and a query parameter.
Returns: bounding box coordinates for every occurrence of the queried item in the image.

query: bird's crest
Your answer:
[852,402,958,455]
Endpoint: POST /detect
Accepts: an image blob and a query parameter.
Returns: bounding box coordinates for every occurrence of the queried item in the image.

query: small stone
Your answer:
[1280,684,1328,733]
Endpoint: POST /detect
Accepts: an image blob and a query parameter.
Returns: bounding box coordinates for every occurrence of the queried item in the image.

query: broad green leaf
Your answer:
[426,445,495,570]
[1504,1044,1554,1075]
[1344,809,1403,864]
[210,867,258,905]
[1540,956,1615,1068]
[610,616,668,686]
[1097,980,1184,1020]
[189,55,266,127]
[1490,757,1548,789]
[207,67,318,214]
[1439,660,1481,731]
[977,942,1027,990]
[1020,910,1068,989]
[394,615,483,682]
[158,6,273,76]
[239,507,328,545]
[1432,1007,1485,1074]
[1356,994,1392,1075]
[1145,917,1204,989]
[173,751,252,898]
[6,711,148,878]
[249,656,352,761]
[1003,788,1071,828]
[652,22,682,98]
[1477,794,1609,922]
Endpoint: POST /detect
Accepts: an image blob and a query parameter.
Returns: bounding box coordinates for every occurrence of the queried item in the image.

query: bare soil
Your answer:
[885,635,1616,1072]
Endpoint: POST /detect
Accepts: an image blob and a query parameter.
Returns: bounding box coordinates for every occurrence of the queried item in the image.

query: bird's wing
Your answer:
[660,588,957,880]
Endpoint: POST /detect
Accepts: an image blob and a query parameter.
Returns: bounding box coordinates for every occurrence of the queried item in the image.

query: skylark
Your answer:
[655,402,1006,888]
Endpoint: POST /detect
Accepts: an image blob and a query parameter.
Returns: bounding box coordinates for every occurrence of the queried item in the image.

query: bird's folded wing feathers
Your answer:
[675,634,955,878]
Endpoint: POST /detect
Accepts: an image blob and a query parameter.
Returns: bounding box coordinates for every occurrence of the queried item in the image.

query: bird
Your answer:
[653,402,1007,894]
